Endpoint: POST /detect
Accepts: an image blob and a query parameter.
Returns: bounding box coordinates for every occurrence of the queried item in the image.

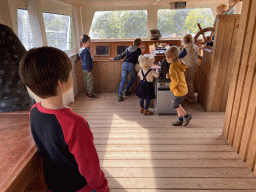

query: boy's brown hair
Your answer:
[165,46,180,62]
[133,38,142,46]
[81,34,91,43]
[19,47,72,99]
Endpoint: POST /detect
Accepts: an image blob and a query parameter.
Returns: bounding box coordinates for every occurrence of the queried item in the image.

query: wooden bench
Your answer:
[0,112,47,192]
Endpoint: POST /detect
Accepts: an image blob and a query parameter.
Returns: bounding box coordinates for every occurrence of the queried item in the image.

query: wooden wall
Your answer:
[223,0,256,175]
[75,39,184,94]
[198,14,240,112]
[93,61,123,93]
[198,49,213,110]
[74,59,142,94]
[90,39,182,60]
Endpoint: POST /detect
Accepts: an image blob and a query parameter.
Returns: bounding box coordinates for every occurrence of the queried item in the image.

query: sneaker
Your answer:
[117,95,124,102]
[88,94,94,100]
[172,120,183,126]
[183,114,192,126]
[91,94,99,99]
[123,89,131,96]
[88,94,98,100]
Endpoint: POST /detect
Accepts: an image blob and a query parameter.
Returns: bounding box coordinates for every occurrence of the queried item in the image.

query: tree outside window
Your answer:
[157,8,214,38]
[43,13,73,51]
[89,10,147,39]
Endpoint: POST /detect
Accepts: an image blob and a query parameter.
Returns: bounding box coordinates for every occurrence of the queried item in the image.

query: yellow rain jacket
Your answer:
[169,61,188,97]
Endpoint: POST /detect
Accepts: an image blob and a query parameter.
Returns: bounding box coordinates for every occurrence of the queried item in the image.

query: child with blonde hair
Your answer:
[136,54,159,115]
[179,34,199,103]
[166,46,192,126]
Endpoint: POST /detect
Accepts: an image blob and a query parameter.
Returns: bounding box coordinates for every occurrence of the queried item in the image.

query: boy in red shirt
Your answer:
[19,47,109,192]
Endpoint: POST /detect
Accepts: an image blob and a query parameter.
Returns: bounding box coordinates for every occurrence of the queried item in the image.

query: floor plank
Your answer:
[71,93,256,191]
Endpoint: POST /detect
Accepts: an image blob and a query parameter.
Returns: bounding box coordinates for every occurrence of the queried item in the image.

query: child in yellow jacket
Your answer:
[165,46,192,126]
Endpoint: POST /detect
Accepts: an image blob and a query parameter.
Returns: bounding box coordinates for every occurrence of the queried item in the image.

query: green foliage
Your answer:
[43,13,73,51]
[157,9,192,37]
[182,9,214,34]
[90,8,214,39]
[90,10,147,39]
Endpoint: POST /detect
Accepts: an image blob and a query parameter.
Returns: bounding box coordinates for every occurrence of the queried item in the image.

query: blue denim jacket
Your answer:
[79,47,93,72]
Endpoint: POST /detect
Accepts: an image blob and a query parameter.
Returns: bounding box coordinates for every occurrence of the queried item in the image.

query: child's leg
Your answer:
[144,98,151,109]
[125,63,136,92]
[175,104,192,126]
[140,98,145,113]
[143,98,153,115]
[140,98,145,108]
[82,70,88,94]
[175,104,187,117]
[172,96,191,126]
[118,63,129,95]
[87,72,94,95]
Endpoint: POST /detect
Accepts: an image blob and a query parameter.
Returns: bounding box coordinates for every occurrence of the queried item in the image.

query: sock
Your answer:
[179,117,183,121]
[184,114,189,118]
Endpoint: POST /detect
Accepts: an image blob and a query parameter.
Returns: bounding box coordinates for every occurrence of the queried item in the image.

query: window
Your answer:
[89,10,147,39]
[17,9,34,50]
[157,8,214,38]
[43,12,73,51]
[96,46,110,56]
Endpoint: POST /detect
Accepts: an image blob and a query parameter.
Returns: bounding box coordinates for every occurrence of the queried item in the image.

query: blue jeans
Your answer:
[140,98,151,109]
[91,190,96,192]
[118,62,136,95]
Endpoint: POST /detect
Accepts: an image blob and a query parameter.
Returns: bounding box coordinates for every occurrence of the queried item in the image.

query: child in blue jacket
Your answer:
[79,35,98,99]
[110,38,142,101]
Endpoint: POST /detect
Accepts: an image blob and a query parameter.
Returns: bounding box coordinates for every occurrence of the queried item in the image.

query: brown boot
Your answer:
[140,107,144,113]
[143,109,153,115]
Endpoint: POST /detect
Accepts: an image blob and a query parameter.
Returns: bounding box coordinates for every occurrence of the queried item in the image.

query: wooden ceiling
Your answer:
[55,0,227,7]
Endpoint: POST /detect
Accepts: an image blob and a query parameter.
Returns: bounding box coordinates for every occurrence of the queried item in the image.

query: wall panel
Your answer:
[223,0,256,174]
[198,14,240,112]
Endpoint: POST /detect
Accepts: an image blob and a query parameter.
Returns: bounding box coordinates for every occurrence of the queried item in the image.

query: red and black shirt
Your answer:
[30,103,109,192]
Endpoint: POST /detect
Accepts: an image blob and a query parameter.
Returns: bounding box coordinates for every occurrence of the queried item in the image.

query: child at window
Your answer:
[165,46,192,126]
[179,34,199,103]
[110,38,142,101]
[79,35,98,99]
[19,47,109,192]
[136,54,159,115]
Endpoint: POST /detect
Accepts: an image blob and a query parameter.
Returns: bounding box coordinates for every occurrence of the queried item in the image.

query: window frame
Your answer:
[42,11,75,52]
[17,8,35,50]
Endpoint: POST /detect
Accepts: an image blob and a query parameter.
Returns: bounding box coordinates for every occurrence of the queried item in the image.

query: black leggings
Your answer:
[140,98,151,109]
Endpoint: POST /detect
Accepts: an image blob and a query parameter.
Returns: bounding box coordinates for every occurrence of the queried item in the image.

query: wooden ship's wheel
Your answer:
[194,23,215,45]
[193,23,215,91]
[194,23,215,59]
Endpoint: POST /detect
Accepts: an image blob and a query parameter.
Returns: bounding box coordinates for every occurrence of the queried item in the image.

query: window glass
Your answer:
[157,8,214,38]
[43,12,73,51]
[89,10,147,39]
[17,9,34,50]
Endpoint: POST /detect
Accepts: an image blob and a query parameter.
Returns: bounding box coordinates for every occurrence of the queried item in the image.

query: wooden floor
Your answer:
[69,93,256,192]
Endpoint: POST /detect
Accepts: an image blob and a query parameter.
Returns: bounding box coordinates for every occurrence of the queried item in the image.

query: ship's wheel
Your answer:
[194,23,215,59]
[194,23,215,45]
